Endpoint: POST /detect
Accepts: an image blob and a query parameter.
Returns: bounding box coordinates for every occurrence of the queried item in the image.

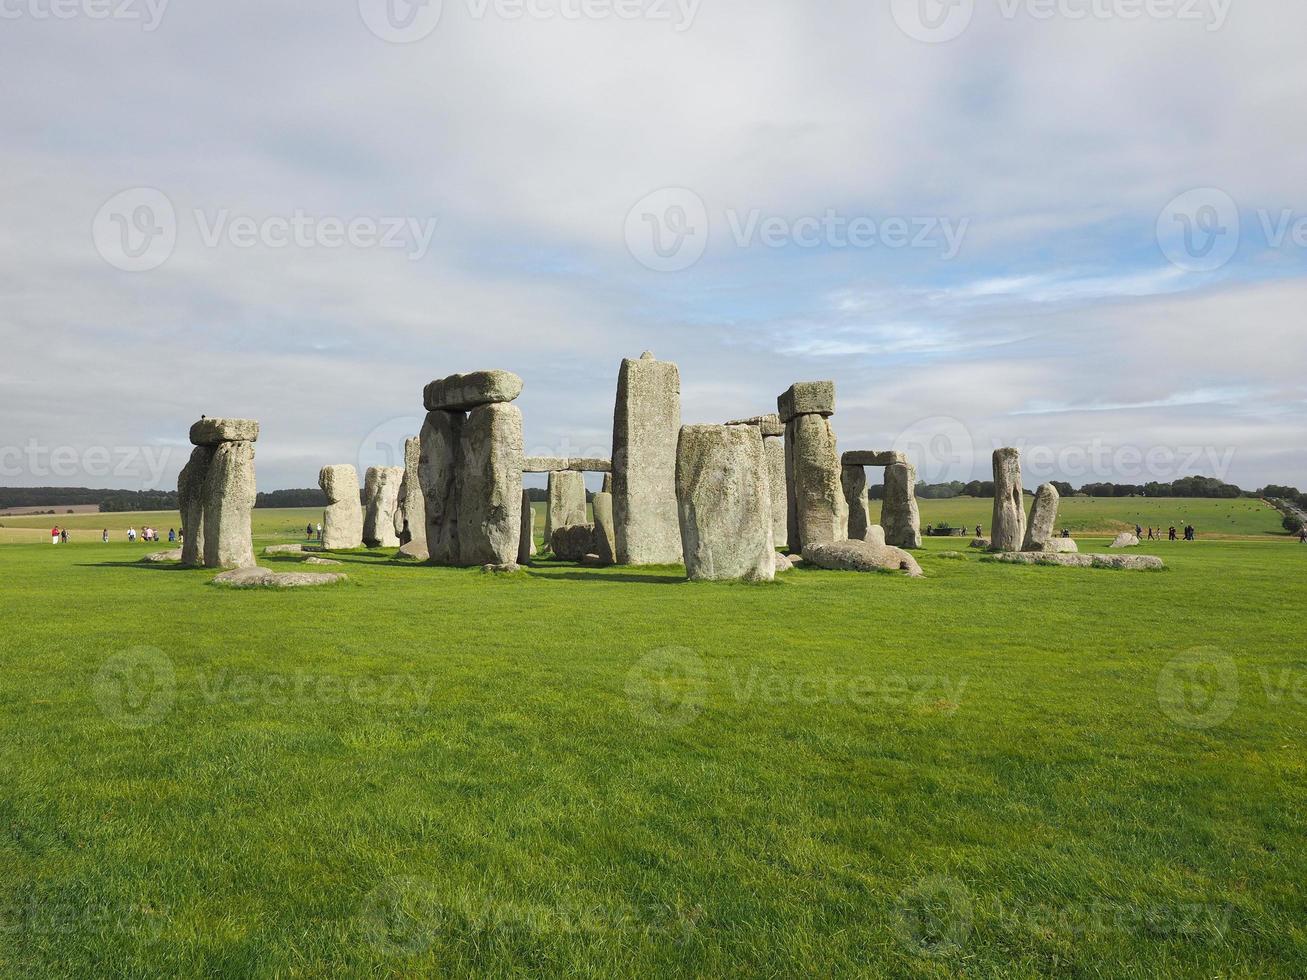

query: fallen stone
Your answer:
[263,544,303,555]
[612,353,683,565]
[1110,532,1141,549]
[189,417,260,446]
[177,445,213,566]
[523,456,569,473]
[786,412,848,552]
[319,464,363,550]
[881,462,922,549]
[1046,538,1079,553]
[481,562,521,574]
[551,523,596,562]
[675,424,775,582]
[985,552,1164,571]
[1022,482,1061,553]
[362,466,404,549]
[773,552,794,572]
[990,448,1026,553]
[212,566,346,588]
[591,490,617,565]
[841,450,907,467]
[777,381,835,423]
[842,465,871,541]
[545,470,587,543]
[140,548,182,563]
[517,489,536,565]
[302,556,343,565]
[458,403,524,566]
[419,410,463,564]
[566,457,612,472]
[202,439,257,569]
[970,537,991,549]
[937,551,966,560]
[423,370,523,412]
[726,413,785,438]
[802,539,924,578]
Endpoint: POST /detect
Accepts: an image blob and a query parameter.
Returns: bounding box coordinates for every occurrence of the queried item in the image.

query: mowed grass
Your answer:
[1,520,1306,975]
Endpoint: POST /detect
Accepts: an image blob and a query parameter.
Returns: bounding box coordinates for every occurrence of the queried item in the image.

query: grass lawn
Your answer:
[1,513,1305,975]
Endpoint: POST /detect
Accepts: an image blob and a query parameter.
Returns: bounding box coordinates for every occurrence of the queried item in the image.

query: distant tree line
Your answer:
[869,475,1252,501]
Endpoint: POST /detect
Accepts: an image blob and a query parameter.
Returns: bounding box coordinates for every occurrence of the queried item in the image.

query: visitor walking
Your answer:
[316,522,323,542]
[975,525,983,537]
[102,528,109,543]
[168,528,176,543]
[60,528,68,544]
[51,525,59,545]
[306,522,314,540]
[1168,526,1177,541]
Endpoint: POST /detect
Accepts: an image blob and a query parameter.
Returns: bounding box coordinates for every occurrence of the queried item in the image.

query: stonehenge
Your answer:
[396,436,428,559]
[592,491,617,565]
[842,464,871,541]
[802,539,923,578]
[517,489,536,565]
[990,447,1027,553]
[612,352,683,565]
[318,464,363,550]
[544,470,587,543]
[363,466,404,548]
[1022,482,1062,554]
[881,462,923,549]
[675,424,775,582]
[418,408,463,564]
[551,523,596,562]
[728,413,787,548]
[176,418,258,570]
[780,383,847,553]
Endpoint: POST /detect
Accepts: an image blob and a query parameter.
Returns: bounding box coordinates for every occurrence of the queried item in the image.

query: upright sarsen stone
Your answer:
[202,440,256,569]
[363,466,404,548]
[592,491,617,565]
[842,465,871,541]
[990,448,1026,553]
[319,464,363,550]
[418,410,463,564]
[458,402,524,566]
[786,413,848,552]
[396,436,427,558]
[612,352,682,565]
[178,445,213,566]
[517,489,536,565]
[881,462,922,549]
[675,424,774,581]
[544,470,587,543]
[1022,482,1061,553]
[764,435,787,549]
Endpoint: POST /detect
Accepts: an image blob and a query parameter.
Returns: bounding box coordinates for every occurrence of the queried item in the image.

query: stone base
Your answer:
[212,567,346,588]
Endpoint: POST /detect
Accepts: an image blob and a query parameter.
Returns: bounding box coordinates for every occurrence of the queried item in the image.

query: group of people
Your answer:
[49,526,68,544]
[1138,524,1197,541]
[304,522,323,542]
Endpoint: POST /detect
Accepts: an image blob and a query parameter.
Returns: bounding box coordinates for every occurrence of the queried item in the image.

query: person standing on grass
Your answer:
[306,522,313,540]
[976,524,983,537]
[102,528,109,543]
[1135,524,1143,539]
[1300,528,1306,544]
[1168,526,1177,541]
[316,522,323,542]
[61,528,68,544]
[51,525,59,544]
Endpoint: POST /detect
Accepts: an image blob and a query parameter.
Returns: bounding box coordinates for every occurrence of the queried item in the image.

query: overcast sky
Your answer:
[2,0,1304,492]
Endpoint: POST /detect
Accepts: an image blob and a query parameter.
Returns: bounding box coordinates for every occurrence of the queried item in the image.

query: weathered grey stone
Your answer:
[592,491,616,565]
[212,566,345,588]
[675,424,775,582]
[802,539,924,578]
[178,445,213,566]
[601,472,613,494]
[865,525,887,548]
[201,440,256,569]
[764,435,787,549]
[264,544,304,555]
[777,381,835,423]
[1046,537,1079,553]
[551,523,596,562]
[773,552,794,572]
[990,448,1026,553]
[842,465,871,541]
[727,413,785,438]
[545,470,587,543]
[1110,532,1140,549]
[396,436,427,560]
[985,552,1163,571]
[423,370,523,412]
[970,537,992,549]
[363,466,404,548]
[841,450,907,468]
[785,413,848,553]
[523,456,569,473]
[140,548,182,563]
[567,457,612,472]
[1022,483,1061,553]
[517,490,536,565]
[418,410,463,564]
[189,417,260,446]
[319,464,363,551]
[612,354,682,565]
[881,462,922,549]
[302,556,343,566]
[458,402,524,566]
[481,562,521,574]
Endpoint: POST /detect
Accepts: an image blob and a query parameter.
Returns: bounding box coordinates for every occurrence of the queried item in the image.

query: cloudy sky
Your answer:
[2,0,1305,492]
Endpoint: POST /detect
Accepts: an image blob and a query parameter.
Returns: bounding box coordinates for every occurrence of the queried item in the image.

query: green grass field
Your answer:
[2,507,1305,975]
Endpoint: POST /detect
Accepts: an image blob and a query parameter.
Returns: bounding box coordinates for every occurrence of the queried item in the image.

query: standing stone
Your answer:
[601,472,613,494]
[178,445,213,566]
[592,491,616,565]
[764,436,787,549]
[842,465,871,541]
[418,410,463,564]
[990,448,1026,553]
[458,402,524,566]
[1022,482,1061,553]
[318,464,363,550]
[396,437,428,559]
[545,470,587,544]
[517,489,536,565]
[675,424,774,582]
[785,412,848,553]
[612,352,682,565]
[202,440,256,569]
[363,466,404,548]
[881,462,922,549]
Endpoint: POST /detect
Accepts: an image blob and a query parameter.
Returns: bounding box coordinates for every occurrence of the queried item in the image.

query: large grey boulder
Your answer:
[517,490,536,564]
[841,450,907,467]
[418,410,463,564]
[1022,482,1061,553]
[986,552,1163,571]
[201,440,257,569]
[189,417,260,446]
[1110,532,1141,549]
[592,491,617,565]
[396,436,428,559]
[551,523,596,562]
[457,402,524,566]
[319,464,363,550]
[544,470,587,543]
[675,424,774,581]
[842,465,871,541]
[777,382,835,423]
[178,445,213,566]
[423,370,523,412]
[881,462,922,549]
[363,466,404,548]
[785,412,848,553]
[802,539,923,578]
[612,352,683,565]
[1046,537,1079,553]
[213,566,345,588]
[990,448,1027,553]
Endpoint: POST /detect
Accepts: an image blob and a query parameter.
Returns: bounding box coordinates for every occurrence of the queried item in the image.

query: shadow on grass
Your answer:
[76,561,201,572]
[531,569,686,585]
